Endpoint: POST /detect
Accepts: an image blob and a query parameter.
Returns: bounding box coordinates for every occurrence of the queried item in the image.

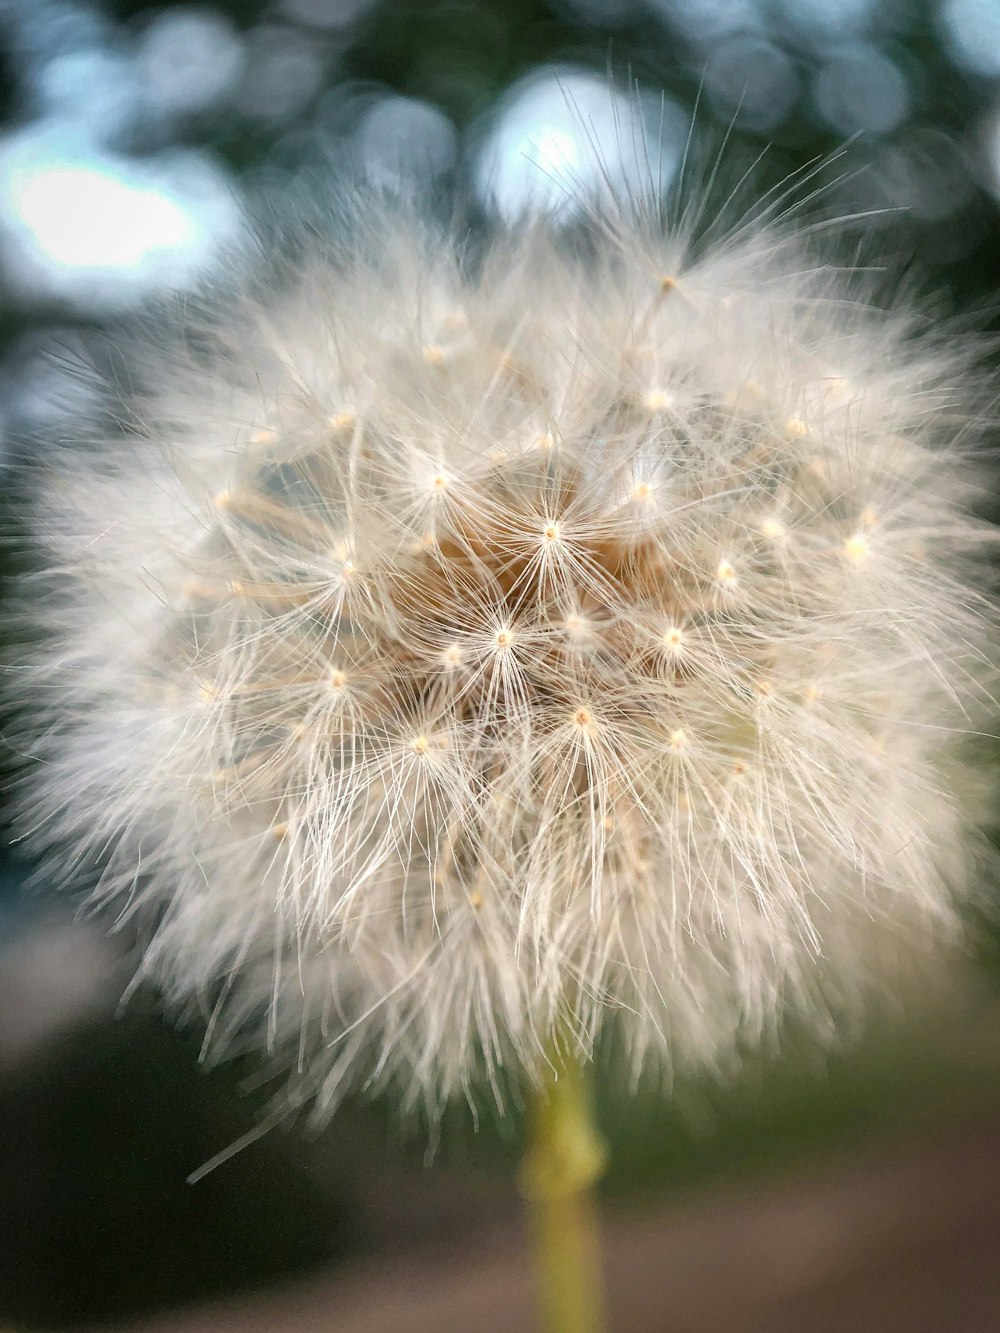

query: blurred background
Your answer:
[2,0,1000,1329]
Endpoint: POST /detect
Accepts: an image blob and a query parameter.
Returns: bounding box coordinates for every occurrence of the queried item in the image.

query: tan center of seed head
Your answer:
[412,735,430,755]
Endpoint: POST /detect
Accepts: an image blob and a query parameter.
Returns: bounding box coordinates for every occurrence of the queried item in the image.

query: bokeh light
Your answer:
[940,0,1000,77]
[813,45,911,137]
[703,35,801,133]
[133,8,245,121]
[356,93,457,189]
[0,126,240,308]
[474,66,687,220]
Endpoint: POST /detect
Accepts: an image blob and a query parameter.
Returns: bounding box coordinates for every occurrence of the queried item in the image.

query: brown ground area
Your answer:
[109,1118,1000,1333]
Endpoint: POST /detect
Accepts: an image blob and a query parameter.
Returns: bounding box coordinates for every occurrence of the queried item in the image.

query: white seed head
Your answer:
[11,186,999,1119]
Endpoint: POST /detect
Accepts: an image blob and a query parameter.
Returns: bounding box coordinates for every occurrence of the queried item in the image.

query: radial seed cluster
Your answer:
[16,198,998,1113]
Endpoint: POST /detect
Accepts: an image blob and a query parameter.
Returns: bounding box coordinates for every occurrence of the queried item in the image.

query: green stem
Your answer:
[519,1040,609,1333]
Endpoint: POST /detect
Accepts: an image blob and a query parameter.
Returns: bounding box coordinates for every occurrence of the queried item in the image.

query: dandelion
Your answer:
[9,184,999,1332]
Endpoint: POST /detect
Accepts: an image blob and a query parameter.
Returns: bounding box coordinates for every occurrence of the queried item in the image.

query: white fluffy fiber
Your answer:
[13,183,999,1115]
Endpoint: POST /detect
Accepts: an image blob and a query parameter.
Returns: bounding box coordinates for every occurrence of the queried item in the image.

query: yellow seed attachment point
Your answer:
[330,668,347,691]
[844,534,869,565]
[573,707,594,729]
[716,559,737,585]
[422,344,447,367]
[442,644,463,669]
[644,389,674,413]
[249,427,277,447]
[760,517,786,540]
[662,627,684,651]
[495,628,513,649]
[659,274,677,293]
[412,734,430,755]
[785,417,809,438]
[442,307,468,333]
[543,522,561,543]
[328,411,357,434]
[668,727,687,750]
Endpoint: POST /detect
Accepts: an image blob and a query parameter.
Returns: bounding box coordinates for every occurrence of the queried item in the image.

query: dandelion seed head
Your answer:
[12,181,999,1118]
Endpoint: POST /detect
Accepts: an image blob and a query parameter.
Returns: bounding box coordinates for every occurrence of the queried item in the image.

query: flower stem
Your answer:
[519,1041,609,1333]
